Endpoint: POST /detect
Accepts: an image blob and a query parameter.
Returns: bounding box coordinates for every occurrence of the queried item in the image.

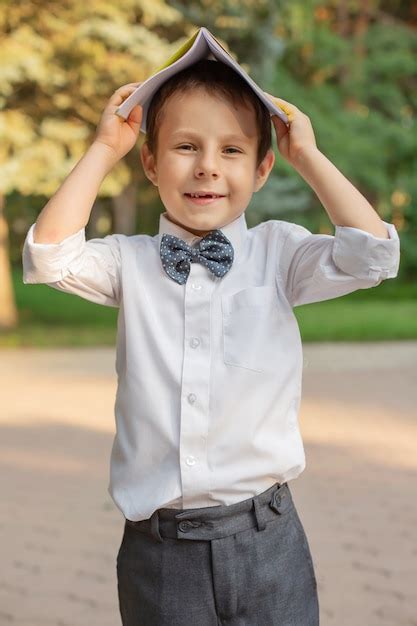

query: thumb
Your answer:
[271,115,290,144]
[127,105,143,128]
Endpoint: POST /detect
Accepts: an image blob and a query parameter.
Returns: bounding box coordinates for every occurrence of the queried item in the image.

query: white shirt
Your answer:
[22,212,400,520]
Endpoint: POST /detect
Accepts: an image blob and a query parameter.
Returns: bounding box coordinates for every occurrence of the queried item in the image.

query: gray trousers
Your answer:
[116,482,319,625]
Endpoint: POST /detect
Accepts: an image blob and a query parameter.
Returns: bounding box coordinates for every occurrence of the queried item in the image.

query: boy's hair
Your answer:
[144,58,272,169]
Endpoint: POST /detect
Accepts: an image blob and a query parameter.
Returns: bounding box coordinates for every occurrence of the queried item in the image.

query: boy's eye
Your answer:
[177,145,241,154]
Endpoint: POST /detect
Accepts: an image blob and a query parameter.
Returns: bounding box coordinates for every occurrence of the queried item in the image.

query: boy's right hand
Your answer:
[93,83,143,163]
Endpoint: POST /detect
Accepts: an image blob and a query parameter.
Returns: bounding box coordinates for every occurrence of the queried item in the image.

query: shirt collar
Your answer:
[158,211,248,257]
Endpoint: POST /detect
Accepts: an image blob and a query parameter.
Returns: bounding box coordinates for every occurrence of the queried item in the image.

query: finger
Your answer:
[264,92,292,107]
[264,93,296,117]
[116,83,142,93]
[121,82,143,88]
[272,115,290,141]
[272,103,295,123]
[282,108,295,123]
[110,84,141,105]
[128,104,143,127]
[272,107,294,124]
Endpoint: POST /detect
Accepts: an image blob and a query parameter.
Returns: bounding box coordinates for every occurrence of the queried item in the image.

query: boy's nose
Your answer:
[195,161,220,178]
[194,152,221,178]
[195,168,219,178]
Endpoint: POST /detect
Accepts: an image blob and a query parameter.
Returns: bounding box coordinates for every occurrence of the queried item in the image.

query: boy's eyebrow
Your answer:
[171,129,251,143]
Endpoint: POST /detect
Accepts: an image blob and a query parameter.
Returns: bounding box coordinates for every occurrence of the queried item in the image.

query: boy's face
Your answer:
[141,87,275,237]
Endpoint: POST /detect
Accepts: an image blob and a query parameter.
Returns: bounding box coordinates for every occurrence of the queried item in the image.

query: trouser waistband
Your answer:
[124,482,293,543]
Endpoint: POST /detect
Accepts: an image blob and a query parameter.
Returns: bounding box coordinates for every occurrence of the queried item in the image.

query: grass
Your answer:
[1,268,416,347]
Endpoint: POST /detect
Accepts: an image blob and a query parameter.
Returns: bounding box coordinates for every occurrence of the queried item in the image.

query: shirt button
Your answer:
[188,393,197,404]
[185,456,196,466]
[190,337,200,348]
[191,283,202,290]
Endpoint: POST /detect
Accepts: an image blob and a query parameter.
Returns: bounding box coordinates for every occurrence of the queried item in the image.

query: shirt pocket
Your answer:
[221,285,281,373]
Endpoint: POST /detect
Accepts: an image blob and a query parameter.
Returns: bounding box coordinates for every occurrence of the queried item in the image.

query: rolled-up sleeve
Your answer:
[278,220,400,308]
[22,223,121,308]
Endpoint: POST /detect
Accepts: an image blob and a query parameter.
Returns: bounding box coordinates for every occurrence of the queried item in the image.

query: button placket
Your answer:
[179,262,212,506]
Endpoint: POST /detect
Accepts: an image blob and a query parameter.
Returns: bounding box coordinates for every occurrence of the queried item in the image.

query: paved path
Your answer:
[1,342,416,626]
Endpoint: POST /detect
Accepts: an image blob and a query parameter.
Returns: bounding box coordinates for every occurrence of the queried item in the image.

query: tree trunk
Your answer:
[112,182,137,235]
[0,193,18,330]
[87,198,110,239]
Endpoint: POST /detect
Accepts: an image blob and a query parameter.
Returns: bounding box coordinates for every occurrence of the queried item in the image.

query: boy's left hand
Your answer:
[264,93,318,168]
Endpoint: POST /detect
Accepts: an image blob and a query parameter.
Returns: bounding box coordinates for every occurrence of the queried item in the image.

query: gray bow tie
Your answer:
[160,230,234,285]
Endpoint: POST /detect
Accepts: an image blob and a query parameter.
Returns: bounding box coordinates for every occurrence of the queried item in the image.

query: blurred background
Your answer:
[1,0,416,344]
[1,2,416,626]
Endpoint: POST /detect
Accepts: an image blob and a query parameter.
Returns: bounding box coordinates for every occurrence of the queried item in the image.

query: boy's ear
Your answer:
[140,142,158,187]
[254,148,275,193]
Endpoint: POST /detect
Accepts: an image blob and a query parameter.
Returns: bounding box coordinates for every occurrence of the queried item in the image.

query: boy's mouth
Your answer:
[184,192,226,205]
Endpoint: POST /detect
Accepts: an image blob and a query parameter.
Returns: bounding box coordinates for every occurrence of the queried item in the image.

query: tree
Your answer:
[0,0,184,329]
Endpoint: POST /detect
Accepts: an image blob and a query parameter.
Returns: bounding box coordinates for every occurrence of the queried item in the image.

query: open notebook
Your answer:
[115,26,289,133]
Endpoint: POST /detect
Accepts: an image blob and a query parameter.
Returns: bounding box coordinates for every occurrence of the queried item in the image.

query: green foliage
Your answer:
[263,1,416,277]
[3,0,417,279]
[0,1,185,196]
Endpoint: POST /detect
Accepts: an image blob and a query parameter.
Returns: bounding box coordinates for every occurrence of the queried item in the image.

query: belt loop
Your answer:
[150,509,164,543]
[253,497,267,531]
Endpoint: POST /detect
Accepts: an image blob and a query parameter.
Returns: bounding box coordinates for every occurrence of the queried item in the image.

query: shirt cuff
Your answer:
[332,220,400,281]
[22,223,86,283]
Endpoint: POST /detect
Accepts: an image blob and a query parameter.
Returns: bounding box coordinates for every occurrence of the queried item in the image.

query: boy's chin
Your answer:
[185,224,219,236]
[166,213,220,235]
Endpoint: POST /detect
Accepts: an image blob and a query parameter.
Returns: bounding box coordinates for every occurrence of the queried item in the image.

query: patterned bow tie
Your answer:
[160,230,234,285]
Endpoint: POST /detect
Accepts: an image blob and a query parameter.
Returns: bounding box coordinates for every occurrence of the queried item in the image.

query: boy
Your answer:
[22,59,400,625]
